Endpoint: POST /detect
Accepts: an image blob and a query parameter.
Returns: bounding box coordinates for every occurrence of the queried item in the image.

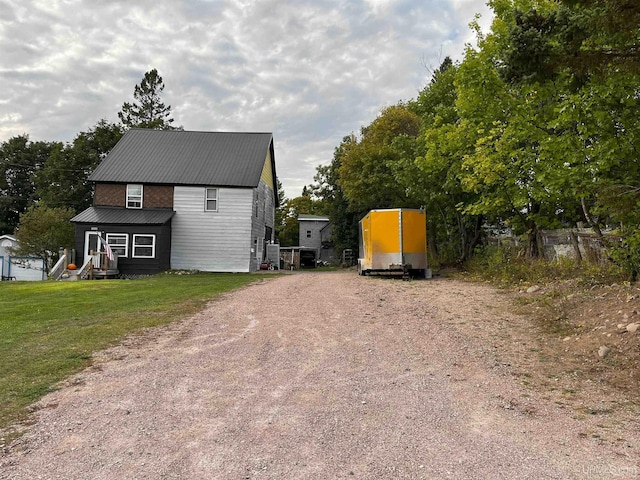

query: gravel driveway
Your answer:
[1,271,638,479]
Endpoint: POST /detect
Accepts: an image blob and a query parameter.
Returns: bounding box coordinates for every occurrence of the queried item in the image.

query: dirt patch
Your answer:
[1,272,638,479]
[504,280,640,418]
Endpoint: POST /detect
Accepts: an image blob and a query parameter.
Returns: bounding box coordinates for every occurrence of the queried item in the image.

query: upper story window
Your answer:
[127,184,143,209]
[205,188,218,212]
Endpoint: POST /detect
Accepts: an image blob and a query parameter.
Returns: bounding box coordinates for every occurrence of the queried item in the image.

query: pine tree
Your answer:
[118,69,177,130]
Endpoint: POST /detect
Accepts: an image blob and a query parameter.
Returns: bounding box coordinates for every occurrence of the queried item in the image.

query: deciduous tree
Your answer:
[0,136,52,234]
[309,137,361,257]
[12,204,75,274]
[338,104,422,213]
[276,194,324,247]
[35,120,123,212]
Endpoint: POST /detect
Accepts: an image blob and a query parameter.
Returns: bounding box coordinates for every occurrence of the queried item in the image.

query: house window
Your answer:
[132,234,156,258]
[105,233,128,257]
[205,188,218,211]
[306,230,312,238]
[127,184,143,209]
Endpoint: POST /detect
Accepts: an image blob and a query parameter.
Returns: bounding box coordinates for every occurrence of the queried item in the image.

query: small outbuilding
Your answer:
[0,234,46,281]
[297,214,334,264]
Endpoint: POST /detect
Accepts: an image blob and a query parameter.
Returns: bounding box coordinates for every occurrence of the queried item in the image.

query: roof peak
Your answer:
[127,128,273,135]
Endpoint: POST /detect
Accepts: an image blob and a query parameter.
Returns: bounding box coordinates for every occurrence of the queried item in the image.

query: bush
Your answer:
[609,227,640,282]
[464,244,626,287]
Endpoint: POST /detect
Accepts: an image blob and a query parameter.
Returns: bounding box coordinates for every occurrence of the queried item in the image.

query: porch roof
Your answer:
[71,207,175,225]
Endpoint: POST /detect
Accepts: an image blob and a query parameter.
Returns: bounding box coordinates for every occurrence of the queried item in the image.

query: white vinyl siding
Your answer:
[7,257,46,281]
[171,186,253,272]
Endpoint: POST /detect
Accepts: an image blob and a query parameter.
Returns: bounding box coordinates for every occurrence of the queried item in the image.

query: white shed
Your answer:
[0,235,46,281]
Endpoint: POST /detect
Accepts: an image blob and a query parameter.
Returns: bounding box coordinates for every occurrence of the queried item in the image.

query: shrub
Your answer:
[464,244,626,287]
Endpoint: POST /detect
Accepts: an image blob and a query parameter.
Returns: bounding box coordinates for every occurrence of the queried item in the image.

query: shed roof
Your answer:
[71,207,175,225]
[89,129,275,187]
[298,214,330,222]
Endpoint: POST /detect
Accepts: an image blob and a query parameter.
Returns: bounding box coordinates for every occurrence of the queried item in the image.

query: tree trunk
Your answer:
[525,201,544,259]
[525,222,546,259]
[581,197,605,241]
[459,215,483,263]
[456,211,467,263]
[570,230,582,263]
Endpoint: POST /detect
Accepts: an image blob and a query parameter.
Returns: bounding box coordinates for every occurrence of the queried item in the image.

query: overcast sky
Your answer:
[0,0,492,198]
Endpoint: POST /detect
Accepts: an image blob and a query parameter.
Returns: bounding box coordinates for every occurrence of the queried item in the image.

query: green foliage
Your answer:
[309,137,361,256]
[118,69,178,130]
[413,58,486,265]
[274,178,288,239]
[609,228,640,281]
[321,0,639,275]
[338,104,423,212]
[464,244,625,287]
[500,0,640,81]
[276,193,325,246]
[0,273,271,432]
[0,136,53,235]
[35,120,123,212]
[12,204,75,274]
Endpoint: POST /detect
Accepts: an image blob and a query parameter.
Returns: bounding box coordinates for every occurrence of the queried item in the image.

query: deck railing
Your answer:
[50,254,67,280]
[77,257,93,280]
[91,251,118,271]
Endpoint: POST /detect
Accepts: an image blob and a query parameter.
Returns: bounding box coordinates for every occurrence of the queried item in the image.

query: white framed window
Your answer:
[105,233,128,257]
[306,230,312,238]
[127,184,143,209]
[205,187,218,211]
[132,234,156,258]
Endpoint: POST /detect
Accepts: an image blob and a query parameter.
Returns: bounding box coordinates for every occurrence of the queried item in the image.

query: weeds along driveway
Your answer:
[1,271,638,479]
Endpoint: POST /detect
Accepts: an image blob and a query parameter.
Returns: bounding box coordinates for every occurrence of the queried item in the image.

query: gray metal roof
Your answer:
[71,207,175,225]
[89,129,275,187]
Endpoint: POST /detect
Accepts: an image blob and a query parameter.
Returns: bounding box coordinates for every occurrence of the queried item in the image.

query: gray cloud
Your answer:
[0,0,492,197]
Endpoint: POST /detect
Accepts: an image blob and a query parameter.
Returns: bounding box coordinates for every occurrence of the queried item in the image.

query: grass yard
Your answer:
[0,272,272,435]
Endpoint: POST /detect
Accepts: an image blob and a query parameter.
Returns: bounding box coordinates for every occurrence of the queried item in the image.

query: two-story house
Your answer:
[71,129,277,275]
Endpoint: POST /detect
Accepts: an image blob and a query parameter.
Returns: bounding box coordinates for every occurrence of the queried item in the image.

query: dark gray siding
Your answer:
[250,179,276,271]
[74,223,172,276]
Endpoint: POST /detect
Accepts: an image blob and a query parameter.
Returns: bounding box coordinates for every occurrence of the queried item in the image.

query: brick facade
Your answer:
[94,184,125,207]
[94,183,174,209]
[143,185,174,208]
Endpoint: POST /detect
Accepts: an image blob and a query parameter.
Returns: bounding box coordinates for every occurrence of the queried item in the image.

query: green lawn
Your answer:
[0,272,272,434]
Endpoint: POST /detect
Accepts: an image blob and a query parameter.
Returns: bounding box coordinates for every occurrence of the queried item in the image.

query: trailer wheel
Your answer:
[410,269,427,279]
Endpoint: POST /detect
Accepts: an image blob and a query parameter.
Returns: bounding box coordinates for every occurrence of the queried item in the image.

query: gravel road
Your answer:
[1,271,638,479]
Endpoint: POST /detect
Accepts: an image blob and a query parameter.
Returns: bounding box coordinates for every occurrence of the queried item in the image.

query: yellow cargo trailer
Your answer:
[357,208,429,278]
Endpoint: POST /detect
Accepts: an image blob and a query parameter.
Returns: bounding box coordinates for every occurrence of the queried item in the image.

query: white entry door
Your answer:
[84,230,103,265]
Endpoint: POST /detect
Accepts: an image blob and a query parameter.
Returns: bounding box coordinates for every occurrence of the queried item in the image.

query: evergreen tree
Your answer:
[118,69,178,130]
